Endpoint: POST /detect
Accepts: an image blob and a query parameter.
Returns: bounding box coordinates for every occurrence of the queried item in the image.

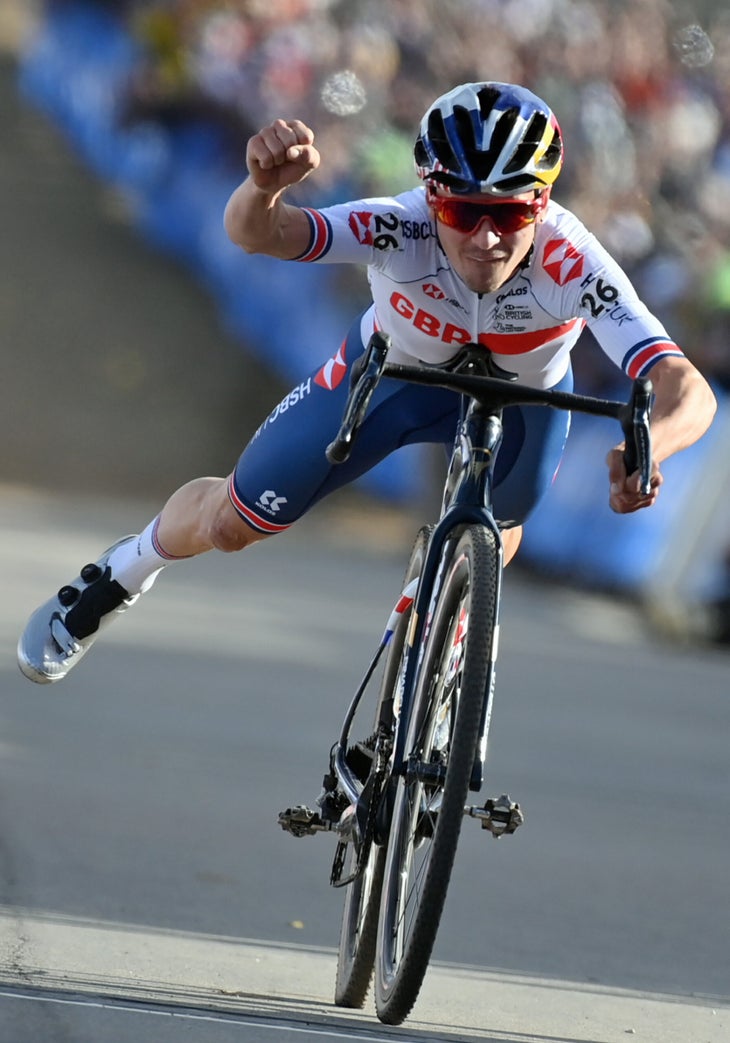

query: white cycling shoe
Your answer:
[17,536,141,684]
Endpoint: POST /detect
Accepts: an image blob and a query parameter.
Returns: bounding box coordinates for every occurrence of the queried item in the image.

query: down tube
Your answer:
[470,516,504,791]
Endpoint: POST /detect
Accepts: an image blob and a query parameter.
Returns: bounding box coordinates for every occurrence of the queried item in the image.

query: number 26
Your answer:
[581,278,618,317]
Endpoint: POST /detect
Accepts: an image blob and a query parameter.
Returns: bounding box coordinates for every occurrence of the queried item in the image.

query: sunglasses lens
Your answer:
[432,196,536,234]
[490,205,534,233]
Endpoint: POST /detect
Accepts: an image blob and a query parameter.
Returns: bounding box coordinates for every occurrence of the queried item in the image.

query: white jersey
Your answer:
[294,188,683,389]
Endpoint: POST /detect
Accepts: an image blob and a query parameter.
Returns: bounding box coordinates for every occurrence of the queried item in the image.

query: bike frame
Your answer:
[391,391,505,794]
[324,331,653,847]
[328,393,505,827]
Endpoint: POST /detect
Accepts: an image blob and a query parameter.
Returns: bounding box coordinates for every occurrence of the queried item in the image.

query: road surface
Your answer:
[0,486,728,1041]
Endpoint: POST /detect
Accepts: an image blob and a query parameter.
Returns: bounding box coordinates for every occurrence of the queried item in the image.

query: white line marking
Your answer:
[0,988,402,1041]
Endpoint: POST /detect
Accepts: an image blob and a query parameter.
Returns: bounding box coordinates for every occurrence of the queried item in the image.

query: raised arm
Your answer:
[607,355,717,514]
[223,118,320,259]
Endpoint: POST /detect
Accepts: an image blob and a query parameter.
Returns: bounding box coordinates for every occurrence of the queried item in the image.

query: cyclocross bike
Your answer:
[279,331,653,1025]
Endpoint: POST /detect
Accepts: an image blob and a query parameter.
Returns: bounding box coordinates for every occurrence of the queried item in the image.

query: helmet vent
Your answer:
[477,84,501,120]
[426,108,455,168]
[472,108,519,182]
[539,130,562,171]
[493,174,538,192]
[503,112,547,174]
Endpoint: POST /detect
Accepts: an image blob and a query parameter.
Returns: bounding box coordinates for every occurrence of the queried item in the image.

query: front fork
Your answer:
[394,406,505,793]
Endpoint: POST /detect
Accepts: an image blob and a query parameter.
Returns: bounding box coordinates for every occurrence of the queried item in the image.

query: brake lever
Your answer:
[326,331,391,464]
[620,377,653,495]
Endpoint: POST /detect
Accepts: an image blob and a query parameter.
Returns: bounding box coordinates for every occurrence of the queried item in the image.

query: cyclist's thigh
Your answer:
[229,317,458,534]
[492,368,573,526]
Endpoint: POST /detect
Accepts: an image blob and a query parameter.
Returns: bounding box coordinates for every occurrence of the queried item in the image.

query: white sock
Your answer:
[107,516,186,595]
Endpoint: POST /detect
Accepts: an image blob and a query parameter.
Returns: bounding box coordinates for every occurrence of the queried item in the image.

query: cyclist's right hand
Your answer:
[606,446,662,514]
[246,119,320,194]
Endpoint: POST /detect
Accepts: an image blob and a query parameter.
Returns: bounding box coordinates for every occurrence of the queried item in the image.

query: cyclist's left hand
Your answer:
[606,447,662,513]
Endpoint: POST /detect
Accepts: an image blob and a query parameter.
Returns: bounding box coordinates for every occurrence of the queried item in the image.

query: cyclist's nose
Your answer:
[469,216,502,244]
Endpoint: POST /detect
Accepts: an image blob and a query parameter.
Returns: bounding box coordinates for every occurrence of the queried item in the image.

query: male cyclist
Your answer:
[19,82,716,683]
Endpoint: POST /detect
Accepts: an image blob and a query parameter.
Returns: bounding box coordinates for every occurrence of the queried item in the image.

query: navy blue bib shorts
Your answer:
[228,313,572,536]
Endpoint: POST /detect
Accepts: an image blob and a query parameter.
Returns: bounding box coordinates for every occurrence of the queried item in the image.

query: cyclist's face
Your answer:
[428,188,547,294]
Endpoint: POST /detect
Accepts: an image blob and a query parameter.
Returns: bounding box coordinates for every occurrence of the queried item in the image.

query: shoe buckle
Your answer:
[50,615,82,657]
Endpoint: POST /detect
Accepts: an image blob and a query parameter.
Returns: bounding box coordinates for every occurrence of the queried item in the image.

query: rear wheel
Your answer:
[375,524,500,1025]
[334,526,433,1008]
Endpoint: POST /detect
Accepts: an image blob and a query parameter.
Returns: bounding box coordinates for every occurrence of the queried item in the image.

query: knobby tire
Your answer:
[374,524,500,1025]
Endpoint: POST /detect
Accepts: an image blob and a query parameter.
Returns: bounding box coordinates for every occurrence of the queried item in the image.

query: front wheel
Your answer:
[334,526,433,1009]
[375,524,500,1025]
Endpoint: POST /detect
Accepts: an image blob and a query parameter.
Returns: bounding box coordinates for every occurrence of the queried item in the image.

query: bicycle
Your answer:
[278,331,653,1025]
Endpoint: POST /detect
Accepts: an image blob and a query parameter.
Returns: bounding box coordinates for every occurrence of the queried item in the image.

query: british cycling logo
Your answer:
[543,238,584,285]
[497,304,532,326]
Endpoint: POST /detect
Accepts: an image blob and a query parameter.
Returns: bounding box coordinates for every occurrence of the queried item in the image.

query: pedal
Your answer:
[466,793,524,837]
[277,805,331,837]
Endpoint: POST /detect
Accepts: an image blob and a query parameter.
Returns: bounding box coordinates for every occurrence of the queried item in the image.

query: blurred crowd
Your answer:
[44,0,730,392]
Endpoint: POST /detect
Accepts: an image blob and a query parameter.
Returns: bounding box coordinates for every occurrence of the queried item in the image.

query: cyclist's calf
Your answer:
[156,476,270,556]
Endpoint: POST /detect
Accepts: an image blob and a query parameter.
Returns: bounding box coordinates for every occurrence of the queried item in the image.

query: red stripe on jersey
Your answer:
[482,318,583,355]
[627,342,682,379]
[296,208,330,262]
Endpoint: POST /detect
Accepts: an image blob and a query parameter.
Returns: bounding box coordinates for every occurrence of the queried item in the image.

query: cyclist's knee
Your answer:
[208,497,268,553]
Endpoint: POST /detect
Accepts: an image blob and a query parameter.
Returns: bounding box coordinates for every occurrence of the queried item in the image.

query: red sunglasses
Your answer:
[427,188,545,235]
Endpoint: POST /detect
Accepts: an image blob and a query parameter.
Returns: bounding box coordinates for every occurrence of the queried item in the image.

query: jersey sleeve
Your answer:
[579,259,684,379]
[540,208,686,379]
[291,192,419,266]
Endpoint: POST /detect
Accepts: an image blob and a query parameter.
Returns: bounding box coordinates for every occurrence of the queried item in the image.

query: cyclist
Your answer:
[19,81,716,683]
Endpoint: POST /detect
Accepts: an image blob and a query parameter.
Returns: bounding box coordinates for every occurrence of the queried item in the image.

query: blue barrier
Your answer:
[18,2,141,174]
[520,387,727,590]
[17,1,426,500]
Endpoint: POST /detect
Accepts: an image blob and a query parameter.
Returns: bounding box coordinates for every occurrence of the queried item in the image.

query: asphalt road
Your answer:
[0,487,728,1042]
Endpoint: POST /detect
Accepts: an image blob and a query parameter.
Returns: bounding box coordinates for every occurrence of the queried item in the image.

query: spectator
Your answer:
[31,0,730,392]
